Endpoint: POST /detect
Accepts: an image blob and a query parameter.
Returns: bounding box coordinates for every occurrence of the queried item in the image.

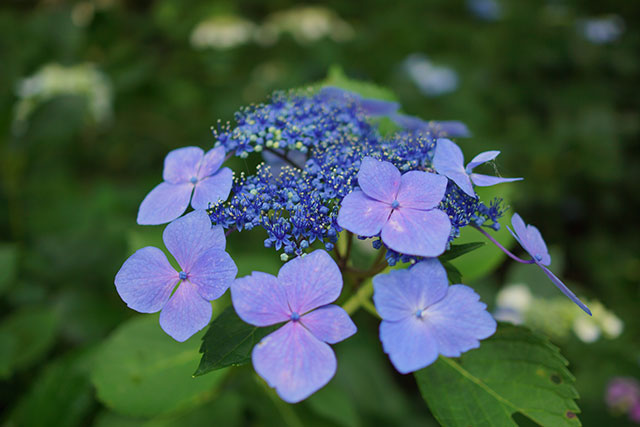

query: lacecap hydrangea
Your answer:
[115,85,591,404]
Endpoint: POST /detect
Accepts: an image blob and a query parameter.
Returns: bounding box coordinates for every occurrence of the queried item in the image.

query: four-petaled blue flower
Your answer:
[337,156,451,257]
[508,213,591,315]
[433,138,522,197]
[137,146,233,225]
[231,250,357,403]
[373,259,497,374]
[318,86,400,117]
[115,210,238,341]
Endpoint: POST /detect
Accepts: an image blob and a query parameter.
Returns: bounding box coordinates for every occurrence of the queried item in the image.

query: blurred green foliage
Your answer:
[0,0,638,426]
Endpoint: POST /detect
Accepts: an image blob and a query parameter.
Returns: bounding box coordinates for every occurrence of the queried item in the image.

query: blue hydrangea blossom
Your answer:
[433,137,522,197]
[508,213,591,315]
[115,210,238,341]
[337,156,451,257]
[231,250,356,403]
[373,259,497,373]
[137,146,233,225]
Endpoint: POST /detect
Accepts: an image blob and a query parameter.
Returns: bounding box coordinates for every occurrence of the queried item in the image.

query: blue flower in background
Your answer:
[337,156,451,257]
[137,146,233,225]
[433,138,522,197]
[467,0,502,22]
[231,250,356,403]
[508,213,591,315]
[317,86,400,117]
[373,259,496,374]
[402,54,458,97]
[391,113,471,138]
[115,210,238,341]
[579,16,624,45]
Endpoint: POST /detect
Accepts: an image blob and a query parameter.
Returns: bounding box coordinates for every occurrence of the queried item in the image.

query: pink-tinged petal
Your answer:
[188,248,237,301]
[159,280,212,342]
[137,182,193,225]
[197,146,226,179]
[301,305,357,344]
[357,157,401,203]
[191,167,233,210]
[381,208,451,257]
[465,150,500,172]
[425,285,497,357]
[379,317,439,374]
[396,171,448,210]
[231,272,290,326]
[539,266,591,315]
[373,259,448,321]
[278,250,343,315]
[163,146,204,184]
[253,321,337,403]
[163,210,225,272]
[470,173,523,187]
[115,247,179,313]
[337,190,392,236]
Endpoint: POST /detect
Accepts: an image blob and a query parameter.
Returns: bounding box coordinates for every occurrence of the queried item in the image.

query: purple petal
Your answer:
[318,86,361,103]
[539,266,591,315]
[163,146,204,184]
[278,250,343,315]
[197,146,226,179]
[426,285,497,357]
[337,190,392,236]
[253,321,337,403]
[188,248,237,301]
[434,121,471,138]
[509,214,550,265]
[231,272,290,326]
[359,98,400,116]
[137,182,193,225]
[470,173,523,187]
[162,210,226,272]
[301,305,357,344]
[357,157,401,203]
[115,247,178,313]
[391,113,428,131]
[432,138,475,197]
[191,167,233,210]
[159,280,212,342]
[396,171,448,210]
[373,259,448,321]
[381,208,451,257]
[465,150,500,172]
[379,317,439,374]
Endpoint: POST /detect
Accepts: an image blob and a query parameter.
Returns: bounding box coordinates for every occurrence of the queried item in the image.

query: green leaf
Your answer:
[0,242,18,296]
[307,380,361,427]
[195,306,276,376]
[312,65,398,101]
[415,324,581,427]
[441,260,463,284]
[440,242,486,262]
[0,306,60,379]
[92,315,227,417]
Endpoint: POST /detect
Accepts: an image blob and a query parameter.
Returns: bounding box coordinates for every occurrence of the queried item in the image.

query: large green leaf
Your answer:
[440,242,485,262]
[318,65,398,101]
[92,315,227,417]
[415,324,581,426]
[0,242,18,296]
[195,306,276,376]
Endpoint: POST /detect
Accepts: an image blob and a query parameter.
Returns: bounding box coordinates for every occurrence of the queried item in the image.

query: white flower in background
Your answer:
[572,302,624,343]
[494,283,532,325]
[402,54,458,97]
[190,15,256,50]
[573,316,601,343]
[256,6,354,46]
[13,63,112,135]
[579,15,624,44]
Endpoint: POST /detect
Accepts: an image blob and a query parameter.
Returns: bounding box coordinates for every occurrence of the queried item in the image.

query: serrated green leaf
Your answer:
[440,242,486,262]
[92,315,227,417]
[195,306,276,376]
[415,324,581,427]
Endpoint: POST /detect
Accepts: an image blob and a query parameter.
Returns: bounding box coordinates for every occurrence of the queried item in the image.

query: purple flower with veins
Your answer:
[508,213,591,315]
[433,138,522,197]
[137,146,233,225]
[337,156,451,257]
[231,250,356,403]
[373,259,496,374]
[115,210,238,341]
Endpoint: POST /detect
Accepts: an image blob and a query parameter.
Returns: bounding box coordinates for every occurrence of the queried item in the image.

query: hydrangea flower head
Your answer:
[373,259,496,374]
[337,156,451,257]
[231,250,356,403]
[115,210,238,341]
[137,146,233,225]
[318,86,400,117]
[508,213,591,315]
[433,138,522,197]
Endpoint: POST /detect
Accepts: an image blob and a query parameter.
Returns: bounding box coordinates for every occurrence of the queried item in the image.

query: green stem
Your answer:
[342,279,374,315]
